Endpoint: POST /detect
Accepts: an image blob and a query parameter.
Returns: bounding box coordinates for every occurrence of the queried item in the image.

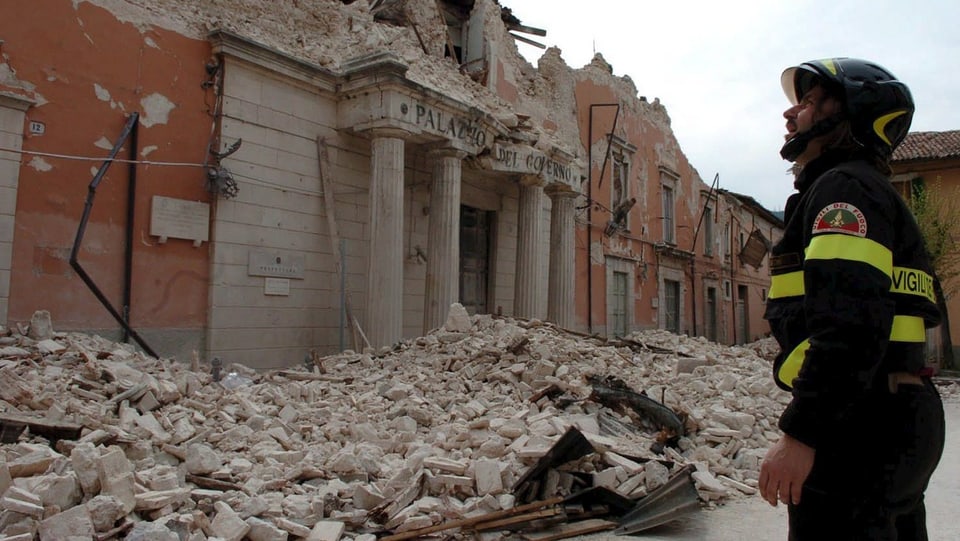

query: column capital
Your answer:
[519,174,544,187]
[426,146,469,160]
[366,125,415,140]
[544,184,580,199]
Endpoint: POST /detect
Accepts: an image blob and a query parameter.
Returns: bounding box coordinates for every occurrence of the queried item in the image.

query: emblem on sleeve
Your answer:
[812,202,867,237]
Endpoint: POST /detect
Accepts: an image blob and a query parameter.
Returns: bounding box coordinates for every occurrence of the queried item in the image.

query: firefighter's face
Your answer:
[783,84,842,163]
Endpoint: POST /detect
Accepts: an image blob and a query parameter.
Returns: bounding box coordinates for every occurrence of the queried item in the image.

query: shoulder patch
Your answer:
[812,202,867,237]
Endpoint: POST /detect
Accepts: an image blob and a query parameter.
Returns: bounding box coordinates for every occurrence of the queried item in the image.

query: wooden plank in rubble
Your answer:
[378,496,564,541]
[0,412,82,443]
[520,518,618,541]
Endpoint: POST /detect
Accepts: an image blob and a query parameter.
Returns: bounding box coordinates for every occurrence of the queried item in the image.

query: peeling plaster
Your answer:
[94,136,114,150]
[139,92,175,127]
[29,157,53,172]
[0,63,24,88]
[141,145,158,157]
[144,36,159,49]
[75,15,96,45]
[93,83,111,102]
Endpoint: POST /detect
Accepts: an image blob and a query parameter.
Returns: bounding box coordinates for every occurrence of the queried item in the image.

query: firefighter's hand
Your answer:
[759,434,814,507]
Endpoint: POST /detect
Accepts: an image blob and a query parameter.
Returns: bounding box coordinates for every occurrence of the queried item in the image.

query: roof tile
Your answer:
[892,130,960,162]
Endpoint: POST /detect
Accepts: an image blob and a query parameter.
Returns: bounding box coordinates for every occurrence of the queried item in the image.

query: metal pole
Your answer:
[70,112,158,358]
[340,239,346,352]
[121,114,139,343]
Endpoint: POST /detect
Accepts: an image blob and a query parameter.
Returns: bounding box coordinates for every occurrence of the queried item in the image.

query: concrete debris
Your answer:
[0,315,957,540]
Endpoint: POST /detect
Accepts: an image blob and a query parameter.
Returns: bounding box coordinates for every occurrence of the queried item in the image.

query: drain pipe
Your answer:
[586,103,620,334]
[121,112,139,343]
[70,112,158,358]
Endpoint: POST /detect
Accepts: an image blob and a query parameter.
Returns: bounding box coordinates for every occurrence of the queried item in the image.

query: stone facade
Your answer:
[0,0,780,368]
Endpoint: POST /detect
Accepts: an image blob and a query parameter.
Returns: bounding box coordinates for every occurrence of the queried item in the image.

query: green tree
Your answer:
[907,177,960,370]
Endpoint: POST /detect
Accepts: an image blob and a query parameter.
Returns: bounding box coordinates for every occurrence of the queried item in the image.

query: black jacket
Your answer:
[763,151,940,448]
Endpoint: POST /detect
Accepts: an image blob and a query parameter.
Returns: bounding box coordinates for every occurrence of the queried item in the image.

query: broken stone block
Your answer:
[643,460,670,491]
[3,486,42,506]
[393,514,433,534]
[28,310,53,341]
[7,449,56,478]
[246,516,289,541]
[281,494,316,521]
[125,521,180,541]
[351,485,385,510]
[86,495,125,532]
[278,404,299,424]
[274,517,311,537]
[137,390,161,413]
[718,474,758,495]
[676,356,711,374]
[617,472,646,497]
[97,447,136,514]
[38,502,94,540]
[306,520,346,541]
[36,339,65,355]
[134,411,171,442]
[603,451,644,475]
[29,472,82,510]
[0,532,35,541]
[443,303,472,332]
[185,443,221,475]
[473,459,503,496]
[209,500,250,541]
[692,469,729,496]
[0,463,11,496]
[592,465,624,490]
[135,488,190,512]
[1,494,44,517]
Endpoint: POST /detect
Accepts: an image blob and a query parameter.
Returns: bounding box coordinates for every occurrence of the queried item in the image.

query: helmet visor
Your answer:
[781,66,823,105]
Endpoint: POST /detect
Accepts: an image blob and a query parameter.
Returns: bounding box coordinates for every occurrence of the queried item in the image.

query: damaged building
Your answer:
[0,0,783,367]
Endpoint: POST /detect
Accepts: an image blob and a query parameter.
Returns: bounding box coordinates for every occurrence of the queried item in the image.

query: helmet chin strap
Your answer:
[780,115,843,162]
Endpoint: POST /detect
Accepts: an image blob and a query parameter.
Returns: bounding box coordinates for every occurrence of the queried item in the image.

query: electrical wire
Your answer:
[0,145,208,168]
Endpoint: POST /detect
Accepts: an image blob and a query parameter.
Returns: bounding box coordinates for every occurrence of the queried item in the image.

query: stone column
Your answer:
[423,149,466,333]
[546,186,578,329]
[514,177,543,318]
[366,132,405,349]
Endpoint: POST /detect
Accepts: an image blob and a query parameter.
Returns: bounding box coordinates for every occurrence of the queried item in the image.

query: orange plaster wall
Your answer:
[573,78,704,335]
[892,159,960,356]
[2,0,212,330]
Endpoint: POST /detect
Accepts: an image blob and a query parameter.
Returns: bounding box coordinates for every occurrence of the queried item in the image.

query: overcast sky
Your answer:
[507,0,960,211]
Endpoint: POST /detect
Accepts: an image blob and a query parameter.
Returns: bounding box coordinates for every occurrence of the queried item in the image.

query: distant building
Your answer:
[892,130,960,366]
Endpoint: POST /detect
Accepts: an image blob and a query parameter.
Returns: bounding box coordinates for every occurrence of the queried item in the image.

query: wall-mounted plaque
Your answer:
[264,277,290,296]
[150,196,210,246]
[248,250,305,279]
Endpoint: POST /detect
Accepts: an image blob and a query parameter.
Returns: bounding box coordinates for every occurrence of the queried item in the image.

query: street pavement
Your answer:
[576,389,960,541]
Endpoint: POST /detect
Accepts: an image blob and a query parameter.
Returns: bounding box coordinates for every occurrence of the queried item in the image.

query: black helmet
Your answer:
[780,58,914,159]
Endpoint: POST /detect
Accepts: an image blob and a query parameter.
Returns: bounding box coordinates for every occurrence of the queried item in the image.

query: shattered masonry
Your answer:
[2,311,955,539]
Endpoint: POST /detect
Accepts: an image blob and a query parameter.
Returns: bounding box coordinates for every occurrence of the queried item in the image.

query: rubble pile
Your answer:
[0,308,956,540]
[87,0,517,114]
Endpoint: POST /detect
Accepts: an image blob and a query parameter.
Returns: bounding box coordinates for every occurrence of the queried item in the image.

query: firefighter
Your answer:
[759,58,946,540]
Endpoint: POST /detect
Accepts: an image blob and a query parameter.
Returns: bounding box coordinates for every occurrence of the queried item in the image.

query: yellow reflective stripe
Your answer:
[769,271,804,299]
[777,339,810,388]
[890,315,926,343]
[768,266,935,301]
[805,234,893,277]
[777,315,927,388]
[891,267,936,303]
